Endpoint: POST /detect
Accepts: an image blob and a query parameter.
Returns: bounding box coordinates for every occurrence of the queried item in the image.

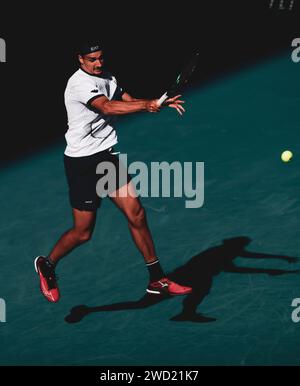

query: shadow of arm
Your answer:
[225,266,293,275]
[242,251,299,263]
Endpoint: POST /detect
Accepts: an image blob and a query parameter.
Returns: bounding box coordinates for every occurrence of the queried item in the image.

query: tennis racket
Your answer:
[157,52,200,106]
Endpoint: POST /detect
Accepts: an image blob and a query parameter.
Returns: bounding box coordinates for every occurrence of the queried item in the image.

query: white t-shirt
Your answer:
[64,68,124,157]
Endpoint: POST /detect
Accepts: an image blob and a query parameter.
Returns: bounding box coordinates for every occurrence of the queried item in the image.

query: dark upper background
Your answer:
[0,0,299,165]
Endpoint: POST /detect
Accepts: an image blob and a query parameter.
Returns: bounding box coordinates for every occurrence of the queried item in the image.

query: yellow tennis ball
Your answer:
[281,150,293,162]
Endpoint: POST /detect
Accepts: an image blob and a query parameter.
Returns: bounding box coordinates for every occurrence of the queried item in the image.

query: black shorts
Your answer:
[64,148,131,211]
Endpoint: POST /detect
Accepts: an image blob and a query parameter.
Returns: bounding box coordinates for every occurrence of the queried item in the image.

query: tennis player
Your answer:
[34,43,192,302]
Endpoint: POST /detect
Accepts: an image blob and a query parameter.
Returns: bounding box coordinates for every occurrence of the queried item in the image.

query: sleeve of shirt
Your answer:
[114,85,126,100]
[111,75,126,100]
[74,78,107,105]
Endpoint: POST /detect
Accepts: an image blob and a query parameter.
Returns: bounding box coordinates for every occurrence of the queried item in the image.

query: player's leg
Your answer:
[48,208,97,266]
[110,182,157,264]
[109,182,192,296]
[35,208,97,303]
[34,150,103,303]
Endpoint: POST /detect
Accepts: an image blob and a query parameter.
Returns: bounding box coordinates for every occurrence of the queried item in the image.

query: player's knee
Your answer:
[128,205,146,227]
[75,229,93,243]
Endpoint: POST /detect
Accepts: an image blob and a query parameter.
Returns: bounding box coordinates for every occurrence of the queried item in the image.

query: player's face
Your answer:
[79,51,104,75]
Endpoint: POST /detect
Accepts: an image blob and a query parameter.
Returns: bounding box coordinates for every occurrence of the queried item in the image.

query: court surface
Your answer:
[1,52,300,365]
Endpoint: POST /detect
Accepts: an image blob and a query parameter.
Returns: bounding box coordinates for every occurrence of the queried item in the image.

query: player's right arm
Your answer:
[90,95,160,115]
[121,92,185,115]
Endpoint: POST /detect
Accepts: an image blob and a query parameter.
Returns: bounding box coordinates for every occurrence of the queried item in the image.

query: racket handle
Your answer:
[157,92,169,106]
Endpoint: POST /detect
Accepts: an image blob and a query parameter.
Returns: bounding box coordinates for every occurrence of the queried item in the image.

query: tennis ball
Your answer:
[281,150,293,162]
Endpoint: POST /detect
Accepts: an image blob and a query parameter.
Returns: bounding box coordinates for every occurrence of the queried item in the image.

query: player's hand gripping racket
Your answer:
[157,52,200,106]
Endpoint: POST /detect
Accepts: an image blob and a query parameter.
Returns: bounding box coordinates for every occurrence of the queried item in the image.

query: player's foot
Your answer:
[34,256,60,303]
[146,277,192,296]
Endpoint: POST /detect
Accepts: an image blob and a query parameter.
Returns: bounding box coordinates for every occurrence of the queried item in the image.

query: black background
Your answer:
[0,0,299,164]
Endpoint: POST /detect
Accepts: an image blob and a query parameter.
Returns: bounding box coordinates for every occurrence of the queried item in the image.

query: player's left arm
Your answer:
[122,92,185,115]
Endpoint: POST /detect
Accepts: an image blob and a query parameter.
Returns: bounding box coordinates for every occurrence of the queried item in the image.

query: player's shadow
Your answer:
[65,236,300,324]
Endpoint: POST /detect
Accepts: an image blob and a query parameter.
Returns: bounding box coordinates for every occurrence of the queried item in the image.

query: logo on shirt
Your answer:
[91,89,99,93]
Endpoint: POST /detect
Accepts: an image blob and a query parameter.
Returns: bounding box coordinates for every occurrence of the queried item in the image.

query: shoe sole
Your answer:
[34,256,41,274]
[146,288,192,296]
[146,289,162,295]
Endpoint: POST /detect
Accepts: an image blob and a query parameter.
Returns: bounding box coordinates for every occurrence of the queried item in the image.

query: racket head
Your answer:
[168,52,199,96]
